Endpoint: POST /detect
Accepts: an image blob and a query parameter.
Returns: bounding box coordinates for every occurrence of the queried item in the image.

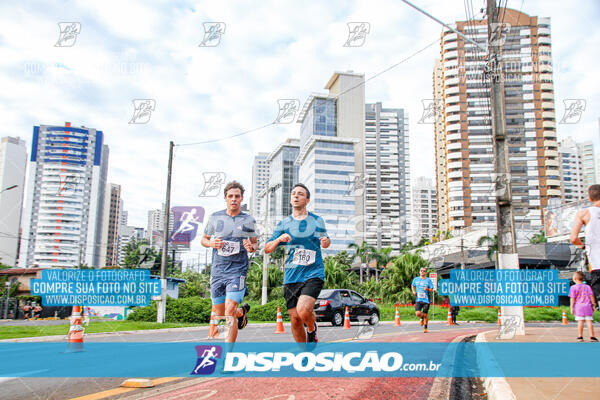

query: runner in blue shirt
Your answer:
[201,181,258,343]
[412,267,434,333]
[265,183,330,346]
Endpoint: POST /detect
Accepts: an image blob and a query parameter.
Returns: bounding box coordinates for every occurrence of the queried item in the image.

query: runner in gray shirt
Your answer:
[201,181,258,343]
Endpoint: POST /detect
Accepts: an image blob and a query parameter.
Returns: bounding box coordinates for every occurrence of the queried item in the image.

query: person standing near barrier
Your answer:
[569,271,598,342]
[265,183,330,347]
[412,267,434,333]
[570,184,600,307]
[450,305,460,325]
[201,181,258,343]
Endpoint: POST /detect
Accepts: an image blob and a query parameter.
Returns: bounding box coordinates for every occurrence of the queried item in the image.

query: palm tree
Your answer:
[323,257,359,290]
[530,231,547,244]
[477,234,498,266]
[348,241,376,283]
[374,247,394,281]
[380,252,429,303]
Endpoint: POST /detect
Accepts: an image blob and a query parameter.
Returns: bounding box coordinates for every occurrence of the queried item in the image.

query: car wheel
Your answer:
[332,311,343,326]
[368,311,379,325]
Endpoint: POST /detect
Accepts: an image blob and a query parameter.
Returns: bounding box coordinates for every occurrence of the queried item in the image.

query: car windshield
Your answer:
[318,289,336,299]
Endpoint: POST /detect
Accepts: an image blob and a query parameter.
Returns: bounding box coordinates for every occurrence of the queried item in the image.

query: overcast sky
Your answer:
[1,0,599,262]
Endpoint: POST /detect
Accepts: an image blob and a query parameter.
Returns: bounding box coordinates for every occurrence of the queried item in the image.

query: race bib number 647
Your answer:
[218,240,240,257]
[293,249,316,266]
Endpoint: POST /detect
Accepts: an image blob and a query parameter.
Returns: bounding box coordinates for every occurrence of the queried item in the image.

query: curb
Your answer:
[427,333,470,399]
[475,331,517,400]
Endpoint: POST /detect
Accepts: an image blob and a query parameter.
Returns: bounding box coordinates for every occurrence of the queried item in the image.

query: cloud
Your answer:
[0,0,598,264]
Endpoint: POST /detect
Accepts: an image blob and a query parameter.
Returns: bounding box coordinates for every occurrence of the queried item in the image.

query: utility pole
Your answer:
[157,141,174,323]
[460,237,465,270]
[261,213,269,305]
[487,0,524,334]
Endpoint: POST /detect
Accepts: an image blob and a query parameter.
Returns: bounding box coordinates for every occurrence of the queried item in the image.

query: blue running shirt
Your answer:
[268,212,328,284]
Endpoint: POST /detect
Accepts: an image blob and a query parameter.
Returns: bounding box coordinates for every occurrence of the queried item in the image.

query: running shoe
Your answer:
[577,337,584,342]
[591,337,599,342]
[424,327,428,333]
[238,303,250,329]
[420,318,424,326]
[307,324,318,344]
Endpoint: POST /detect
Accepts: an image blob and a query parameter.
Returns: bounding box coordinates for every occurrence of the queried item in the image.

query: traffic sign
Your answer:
[429,273,438,290]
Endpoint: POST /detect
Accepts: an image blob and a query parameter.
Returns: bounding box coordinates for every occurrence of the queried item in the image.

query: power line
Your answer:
[173,37,441,148]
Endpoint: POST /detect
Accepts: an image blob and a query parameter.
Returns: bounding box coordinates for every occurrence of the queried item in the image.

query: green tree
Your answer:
[348,241,376,282]
[373,247,394,281]
[530,231,547,244]
[323,257,359,290]
[477,234,498,265]
[379,252,429,303]
[245,261,284,301]
[171,270,210,297]
[270,246,286,267]
[332,250,353,267]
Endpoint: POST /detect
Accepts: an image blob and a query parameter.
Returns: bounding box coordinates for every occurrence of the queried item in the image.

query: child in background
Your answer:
[569,271,598,342]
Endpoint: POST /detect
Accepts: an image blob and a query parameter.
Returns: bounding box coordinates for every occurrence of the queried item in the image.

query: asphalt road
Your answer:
[0,321,553,400]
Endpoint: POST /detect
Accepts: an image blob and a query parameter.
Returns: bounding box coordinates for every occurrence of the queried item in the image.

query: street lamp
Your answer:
[3,281,10,319]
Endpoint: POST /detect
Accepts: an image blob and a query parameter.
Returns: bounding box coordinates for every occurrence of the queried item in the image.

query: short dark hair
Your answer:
[224,181,245,197]
[574,271,585,281]
[589,185,600,201]
[292,183,310,199]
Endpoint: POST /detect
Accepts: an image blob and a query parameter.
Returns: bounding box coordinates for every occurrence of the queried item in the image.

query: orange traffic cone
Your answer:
[275,306,285,334]
[67,306,84,352]
[208,308,219,339]
[497,308,502,325]
[343,306,351,329]
[394,306,401,326]
[562,310,568,325]
[446,309,453,326]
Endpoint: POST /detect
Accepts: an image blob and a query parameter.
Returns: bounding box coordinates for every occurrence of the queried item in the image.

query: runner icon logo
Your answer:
[192,345,223,375]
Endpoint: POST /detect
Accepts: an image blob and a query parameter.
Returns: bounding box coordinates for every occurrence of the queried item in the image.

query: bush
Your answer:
[247,298,289,321]
[127,297,212,323]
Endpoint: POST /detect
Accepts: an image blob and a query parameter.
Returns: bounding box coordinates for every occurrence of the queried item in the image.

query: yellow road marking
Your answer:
[68,377,183,400]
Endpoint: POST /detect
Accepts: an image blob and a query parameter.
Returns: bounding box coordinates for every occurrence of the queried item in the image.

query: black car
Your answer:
[314,289,380,326]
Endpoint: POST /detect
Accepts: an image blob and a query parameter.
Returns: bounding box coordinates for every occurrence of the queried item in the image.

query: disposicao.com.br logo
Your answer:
[191,345,441,376]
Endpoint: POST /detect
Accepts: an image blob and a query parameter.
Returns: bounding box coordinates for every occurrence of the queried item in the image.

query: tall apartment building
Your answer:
[19,123,109,268]
[251,153,270,217]
[577,141,596,189]
[433,59,449,233]
[558,137,585,203]
[364,103,410,252]
[434,9,559,232]
[0,137,27,266]
[410,177,438,243]
[100,183,121,266]
[257,138,300,223]
[296,71,365,255]
[146,204,173,248]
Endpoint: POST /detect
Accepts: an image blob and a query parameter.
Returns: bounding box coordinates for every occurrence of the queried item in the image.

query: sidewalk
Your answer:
[477,325,600,400]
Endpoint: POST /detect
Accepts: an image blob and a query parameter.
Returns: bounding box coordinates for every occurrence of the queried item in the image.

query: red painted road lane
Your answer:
[136,327,490,400]
[145,377,435,400]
